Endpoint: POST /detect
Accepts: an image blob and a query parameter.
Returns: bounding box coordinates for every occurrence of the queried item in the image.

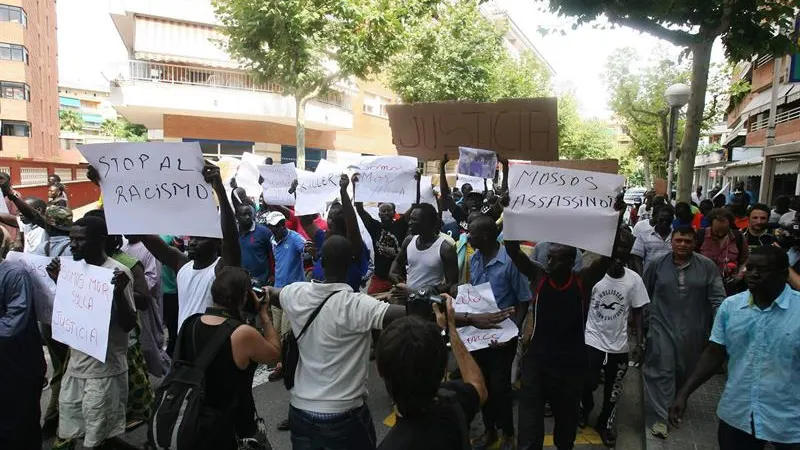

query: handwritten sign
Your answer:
[386,98,558,161]
[6,251,56,325]
[260,163,297,206]
[51,259,115,363]
[458,147,497,179]
[398,175,437,212]
[78,142,222,238]
[457,175,493,193]
[454,283,518,352]
[504,163,625,256]
[294,169,340,215]
[353,156,417,204]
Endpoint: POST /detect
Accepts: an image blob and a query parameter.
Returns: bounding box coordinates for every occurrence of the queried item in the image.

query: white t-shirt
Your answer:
[779,210,798,227]
[584,268,650,354]
[637,204,652,221]
[632,219,654,240]
[176,258,219,331]
[281,281,389,413]
[18,219,48,255]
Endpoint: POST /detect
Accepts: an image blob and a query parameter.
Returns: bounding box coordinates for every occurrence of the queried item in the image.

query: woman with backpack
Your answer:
[150,267,281,450]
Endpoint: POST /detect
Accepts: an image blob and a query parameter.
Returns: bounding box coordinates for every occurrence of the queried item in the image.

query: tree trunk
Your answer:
[295,97,308,170]
[677,39,713,203]
[642,154,653,188]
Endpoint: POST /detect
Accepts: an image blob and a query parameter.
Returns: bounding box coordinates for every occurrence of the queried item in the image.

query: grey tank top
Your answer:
[406,235,446,291]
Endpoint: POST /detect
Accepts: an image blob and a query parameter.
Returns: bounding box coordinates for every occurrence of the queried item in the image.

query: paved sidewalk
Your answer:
[644,375,725,450]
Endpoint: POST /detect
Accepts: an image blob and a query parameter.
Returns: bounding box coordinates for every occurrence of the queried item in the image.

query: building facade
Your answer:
[0,0,59,161]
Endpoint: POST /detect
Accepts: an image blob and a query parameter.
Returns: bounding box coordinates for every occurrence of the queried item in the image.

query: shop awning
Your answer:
[724,157,763,178]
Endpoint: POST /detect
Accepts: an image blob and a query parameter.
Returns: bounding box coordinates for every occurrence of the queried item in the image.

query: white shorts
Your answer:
[58,372,128,447]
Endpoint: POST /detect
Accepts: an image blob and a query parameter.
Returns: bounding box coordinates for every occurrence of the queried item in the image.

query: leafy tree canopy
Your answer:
[59,109,84,132]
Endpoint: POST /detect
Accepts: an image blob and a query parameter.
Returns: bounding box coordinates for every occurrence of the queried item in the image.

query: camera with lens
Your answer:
[405,286,445,321]
[777,222,800,249]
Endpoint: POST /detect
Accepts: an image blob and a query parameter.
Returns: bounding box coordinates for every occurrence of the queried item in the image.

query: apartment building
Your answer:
[104,0,551,170]
[59,84,118,135]
[0,0,59,161]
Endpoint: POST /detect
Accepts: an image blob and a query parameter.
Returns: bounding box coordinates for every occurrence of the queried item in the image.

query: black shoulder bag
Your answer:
[282,291,339,390]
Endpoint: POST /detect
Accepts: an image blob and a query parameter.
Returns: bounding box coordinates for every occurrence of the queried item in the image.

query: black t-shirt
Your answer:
[744,230,776,251]
[365,217,408,279]
[378,381,479,450]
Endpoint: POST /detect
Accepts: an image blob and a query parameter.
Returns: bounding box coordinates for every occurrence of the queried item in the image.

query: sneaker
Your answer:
[277,418,290,431]
[239,418,271,450]
[268,366,284,382]
[598,427,617,447]
[51,438,75,450]
[471,432,499,450]
[498,435,517,450]
[651,422,669,439]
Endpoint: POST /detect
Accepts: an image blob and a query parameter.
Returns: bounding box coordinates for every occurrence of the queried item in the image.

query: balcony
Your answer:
[110,60,354,131]
[746,105,800,147]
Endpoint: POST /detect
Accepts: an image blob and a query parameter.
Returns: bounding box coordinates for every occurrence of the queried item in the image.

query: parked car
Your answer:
[623,187,647,205]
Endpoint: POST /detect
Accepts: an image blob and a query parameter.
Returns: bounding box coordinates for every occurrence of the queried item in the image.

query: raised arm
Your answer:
[140,235,189,273]
[0,173,46,229]
[437,240,459,296]
[339,174,364,261]
[438,154,453,212]
[436,297,488,405]
[0,213,19,228]
[206,161,241,270]
[503,240,543,281]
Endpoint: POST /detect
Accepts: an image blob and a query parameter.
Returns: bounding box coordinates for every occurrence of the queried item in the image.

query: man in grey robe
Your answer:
[642,226,725,439]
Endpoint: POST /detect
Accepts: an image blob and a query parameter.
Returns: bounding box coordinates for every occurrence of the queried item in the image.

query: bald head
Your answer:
[321,235,353,280]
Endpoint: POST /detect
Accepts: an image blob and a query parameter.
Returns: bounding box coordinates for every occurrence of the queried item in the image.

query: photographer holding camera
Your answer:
[376,296,487,450]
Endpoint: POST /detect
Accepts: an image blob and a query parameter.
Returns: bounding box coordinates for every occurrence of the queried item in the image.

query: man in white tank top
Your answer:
[138,162,242,332]
[390,203,458,297]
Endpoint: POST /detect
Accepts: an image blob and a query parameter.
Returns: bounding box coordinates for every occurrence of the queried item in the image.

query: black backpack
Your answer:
[148,315,238,450]
[282,291,339,390]
[437,388,471,450]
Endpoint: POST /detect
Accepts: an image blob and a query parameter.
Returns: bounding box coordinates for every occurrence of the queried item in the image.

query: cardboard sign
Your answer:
[386,98,558,161]
[294,169,340,215]
[454,283,519,352]
[353,156,418,204]
[260,163,297,206]
[457,175,493,193]
[78,142,222,238]
[6,251,56,325]
[235,152,264,201]
[504,163,625,256]
[458,147,497,179]
[51,259,115,363]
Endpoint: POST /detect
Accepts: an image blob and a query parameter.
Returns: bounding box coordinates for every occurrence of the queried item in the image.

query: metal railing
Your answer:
[20,167,48,185]
[750,105,800,131]
[125,60,353,111]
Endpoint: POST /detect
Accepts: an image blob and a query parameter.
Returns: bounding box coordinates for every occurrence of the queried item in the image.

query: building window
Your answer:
[0,5,26,27]
[0,42,28,63]
[1,120,31,137]
[362,92,390,118]
[0,81,30,100]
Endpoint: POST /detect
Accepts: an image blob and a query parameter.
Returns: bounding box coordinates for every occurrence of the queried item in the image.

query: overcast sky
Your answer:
[57,0,726,120]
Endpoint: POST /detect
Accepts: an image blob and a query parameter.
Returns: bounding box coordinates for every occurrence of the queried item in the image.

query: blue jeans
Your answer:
[289,403,377,450]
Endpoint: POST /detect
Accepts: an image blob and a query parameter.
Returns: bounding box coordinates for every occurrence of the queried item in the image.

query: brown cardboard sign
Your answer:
[527,159,619,175]
[386,98,558,162]
[654,179,667,195]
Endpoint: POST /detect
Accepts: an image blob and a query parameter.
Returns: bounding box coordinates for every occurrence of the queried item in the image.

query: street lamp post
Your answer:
[665,83,691,200]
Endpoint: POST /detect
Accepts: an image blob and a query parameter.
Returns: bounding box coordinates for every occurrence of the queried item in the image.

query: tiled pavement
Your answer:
[644,375,725,450]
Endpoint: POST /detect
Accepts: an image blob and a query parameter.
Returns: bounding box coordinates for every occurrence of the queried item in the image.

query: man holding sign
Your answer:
[46,216,137,450]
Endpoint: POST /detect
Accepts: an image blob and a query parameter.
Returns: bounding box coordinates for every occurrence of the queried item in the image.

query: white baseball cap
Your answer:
[265,211,286,226]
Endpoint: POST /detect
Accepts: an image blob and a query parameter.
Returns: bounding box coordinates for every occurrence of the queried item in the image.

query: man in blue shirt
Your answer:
[236,204,274,286]
[467,215,531,450]
[670,246,800,449]
[265,211,307,288]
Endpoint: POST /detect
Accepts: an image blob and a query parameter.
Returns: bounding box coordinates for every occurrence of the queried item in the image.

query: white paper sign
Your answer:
[454,283,519,352]
[504,163,624,256]
[457,175,493,193]
[6,251,56,324]
[353,156,418,204]
[398,175,437,212]
[51,259,116,363]
[236,152,263,201]
[294,169,341,215]
[215,156,241,185]
[458,147,497,179]
[260,163,297,206]
[78,142,222,238]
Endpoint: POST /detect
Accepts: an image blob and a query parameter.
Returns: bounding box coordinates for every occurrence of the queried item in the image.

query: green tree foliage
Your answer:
[213,0,437,166]
[558,93,615,160]
[543,0,798,201]
[388,1,551,103]
[99,118,148,142]
[59,109,84,132]
[604,47,691,184]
